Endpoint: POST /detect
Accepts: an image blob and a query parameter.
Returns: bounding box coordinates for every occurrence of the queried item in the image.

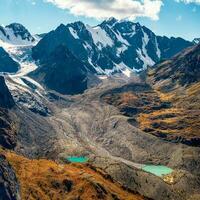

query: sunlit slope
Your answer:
[146,44,200,143]
[102,44,200,145]
[3,151,144,200]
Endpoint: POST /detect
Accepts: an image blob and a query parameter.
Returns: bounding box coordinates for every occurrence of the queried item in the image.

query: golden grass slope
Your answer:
[2,150,144,200]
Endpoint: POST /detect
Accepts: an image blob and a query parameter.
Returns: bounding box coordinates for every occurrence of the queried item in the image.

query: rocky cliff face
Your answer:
[0,76,16,150]
[0,154,20,200]
[0,109,17,150]
[0,48,19,73]
[32,18,193,94]
[0,76,15,109]
[30,45,89,95]
[33,18,192,74]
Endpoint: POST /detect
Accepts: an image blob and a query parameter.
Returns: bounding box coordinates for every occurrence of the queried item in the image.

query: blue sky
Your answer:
[0,0,199,41]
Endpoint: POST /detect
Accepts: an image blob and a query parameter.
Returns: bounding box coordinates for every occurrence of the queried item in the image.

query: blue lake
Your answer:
[67,156,88,163]
[142,165,173,177]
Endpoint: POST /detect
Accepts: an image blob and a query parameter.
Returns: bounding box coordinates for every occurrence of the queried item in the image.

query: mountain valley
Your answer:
[0,19,200,200]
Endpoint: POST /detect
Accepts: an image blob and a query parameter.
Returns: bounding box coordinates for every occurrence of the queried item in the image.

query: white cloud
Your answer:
[44,0,163,20]
[175,0,200,4]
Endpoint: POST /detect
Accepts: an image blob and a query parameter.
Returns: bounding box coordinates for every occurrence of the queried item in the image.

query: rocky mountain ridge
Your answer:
[30,18,193,95]
[0,23,36,46]
[33,18,193,74]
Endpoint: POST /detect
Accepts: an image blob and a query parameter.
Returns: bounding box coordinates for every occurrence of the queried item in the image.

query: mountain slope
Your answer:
[33,18,193,75]
[1,150,145,200]
[0,21,200,200]
[0,23,36,46]
[0,76,17,150]
[0,76,15,108]
[143,43,200,143]
[0,47,19,73]
[101,43,200,146]
[31,19,193,95]
[149,43,200,90]
[30,45,89,95]
[157,36,193,59]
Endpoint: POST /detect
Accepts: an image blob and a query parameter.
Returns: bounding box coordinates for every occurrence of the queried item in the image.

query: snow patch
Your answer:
[122,25,136,38]
[22,76,44,90]
[69,27,79,39]
[155,37,161,59]
[83,42,92,51]
[114,30,129,56]
[1,43,44,92]
[88,58,105,74]
[117,62,133,77]
[103,62,133,77]
[137,30,155,69]
[98,75,108,80]
[114,31,129,46]
[86,25,113,50]
[117,44,128,56]
[121,68,132,77]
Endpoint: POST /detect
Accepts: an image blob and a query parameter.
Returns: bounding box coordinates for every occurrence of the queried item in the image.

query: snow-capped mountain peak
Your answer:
[0,23,37,46]
[32,19,193,78]
[0,23,44,112]
[101,17,118,27]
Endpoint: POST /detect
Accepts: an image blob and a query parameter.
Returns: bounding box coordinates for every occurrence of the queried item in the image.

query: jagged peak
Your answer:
[68,21,86,30]
[0,22,36,44]
[100,17,118,27]
[56,23,66,31]
[6,23,33,37]
[105,17,118,23]
[6,23,27,30]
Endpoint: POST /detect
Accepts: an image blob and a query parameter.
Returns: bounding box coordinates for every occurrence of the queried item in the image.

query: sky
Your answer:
[0,0,199,41]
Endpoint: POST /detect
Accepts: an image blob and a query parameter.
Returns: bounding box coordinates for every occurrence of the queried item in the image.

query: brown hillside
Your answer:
[3,151,144,200]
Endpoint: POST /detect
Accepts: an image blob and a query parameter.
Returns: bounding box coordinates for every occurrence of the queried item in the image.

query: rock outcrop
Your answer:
[0,154,20,200]
[0,48,19,73]
[0,76,15,109]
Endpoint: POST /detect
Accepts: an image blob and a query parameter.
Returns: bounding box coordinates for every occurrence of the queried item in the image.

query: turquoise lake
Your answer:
[142,165,173,177]
[67,156,88,163]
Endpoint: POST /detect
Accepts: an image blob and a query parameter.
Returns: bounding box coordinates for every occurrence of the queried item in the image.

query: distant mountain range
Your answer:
[0,19,196,95]
[32,18,193,74]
